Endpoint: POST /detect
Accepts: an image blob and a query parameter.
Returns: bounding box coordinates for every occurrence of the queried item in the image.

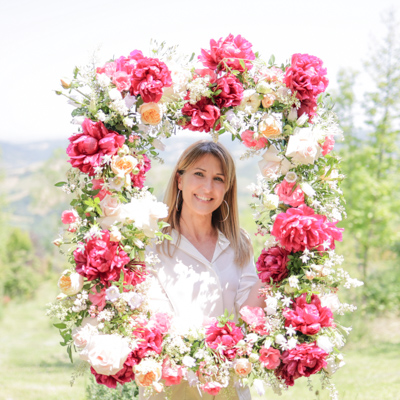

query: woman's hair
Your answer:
[162,140,251,267]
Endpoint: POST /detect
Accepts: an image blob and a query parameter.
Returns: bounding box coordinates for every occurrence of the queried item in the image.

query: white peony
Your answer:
[286,127,322,165]
[79,334,131,376]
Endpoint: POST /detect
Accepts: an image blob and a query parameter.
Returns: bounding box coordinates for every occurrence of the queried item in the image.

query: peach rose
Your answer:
[261,94,276,109]
[259,114,281,139]
[111,155,138,178]
[134,359,162,388]
[234,358,252,377]
[139,102,163,125]
[58,271,84,295]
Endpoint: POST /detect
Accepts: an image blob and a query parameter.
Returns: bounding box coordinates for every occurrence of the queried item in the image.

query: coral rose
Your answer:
[234,358,252,376]
[111,155,138,178]
[201,382,223,396]
[199,34,255,72]
[162,357,183,386]
[58,271,84,295]
[139,102,163,125]
[67,119,125,176]
[74,230,130,285]
[134,359,162,388]
[130,57,172,103]
[275,180,305,207]
[256,246,290,283]
[283,293,334,335]
[262,94,276,108]
[259,114,282,139]
[241,130,268,150]
[205,320,243,360]
[277,342,328,386]
[213,74,244,108]
[259,347,281,370]
[271,204,344,252]
[182,96,221,133]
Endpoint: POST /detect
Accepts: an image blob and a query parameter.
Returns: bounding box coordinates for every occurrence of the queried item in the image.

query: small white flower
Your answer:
[123,117,134,128]
[287,337,298,349]
[281,296,292,307]
[102,154,113,165]
[245,333,258,344]
[263,338,273,349]
[285,325,296,337]
[96,110,106,122]
[265,296,278,315]
[105,286,120,303]
[284,171,297,183]
[127,292,144,310]
[300,253,310,264]
[182,355,196,368]
[97,73,111,88]
[275,334,287,345]
[124,94,137,109]
[288,276,299,289]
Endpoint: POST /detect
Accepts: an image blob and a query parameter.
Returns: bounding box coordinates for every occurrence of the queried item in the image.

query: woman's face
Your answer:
[178,154,227,218]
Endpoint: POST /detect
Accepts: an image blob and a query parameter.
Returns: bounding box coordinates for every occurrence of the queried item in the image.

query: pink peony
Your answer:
[74,230,130,285]
[277,342,328,386]
[199,34,255,72]
[259,347,281,370]
[241,130,268,150]
[283,293,334,335]
[284,54,328,118]
[321,135,335,156]
[256,246,290,283]
[162,357,183,386]
[131,154,151,189]
[182,96,221,133]
[112,71,131,92]
[205,320,243,360]
[132,326,163,358]
[67,119,125,176]
[213,74,244,108]
[275,180,305,207]
[91,351,140,388]
[130,57,172,103]
[89,285,107,311]
[61,210,78,224]
[201,382,223,396]
[239,306,269,335]
[271,204,344,253]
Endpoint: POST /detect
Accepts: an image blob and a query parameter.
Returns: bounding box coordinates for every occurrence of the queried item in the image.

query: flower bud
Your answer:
[256,81,272,94]
[60,78,71,89]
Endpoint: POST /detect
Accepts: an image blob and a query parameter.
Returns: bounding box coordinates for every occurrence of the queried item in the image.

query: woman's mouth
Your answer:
[194,194,212,202]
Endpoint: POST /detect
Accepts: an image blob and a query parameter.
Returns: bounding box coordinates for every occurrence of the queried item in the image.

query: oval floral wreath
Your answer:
[48,34,363,399]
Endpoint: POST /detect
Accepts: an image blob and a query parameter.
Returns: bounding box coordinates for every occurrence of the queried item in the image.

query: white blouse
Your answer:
[140,229,258,400]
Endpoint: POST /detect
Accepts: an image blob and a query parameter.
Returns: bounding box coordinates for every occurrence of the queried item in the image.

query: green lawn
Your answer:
[1,282,399,400]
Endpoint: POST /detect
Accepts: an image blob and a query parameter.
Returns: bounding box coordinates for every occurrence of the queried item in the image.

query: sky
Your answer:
[0,0,397,144]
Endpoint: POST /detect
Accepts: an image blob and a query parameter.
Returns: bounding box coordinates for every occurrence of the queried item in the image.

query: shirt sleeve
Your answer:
[234,255,260,313]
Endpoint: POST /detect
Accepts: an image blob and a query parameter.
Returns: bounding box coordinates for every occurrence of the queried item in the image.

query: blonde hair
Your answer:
[162,140,251,267]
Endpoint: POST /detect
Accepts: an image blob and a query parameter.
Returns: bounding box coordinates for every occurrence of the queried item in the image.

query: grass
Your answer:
[1,280,400,400]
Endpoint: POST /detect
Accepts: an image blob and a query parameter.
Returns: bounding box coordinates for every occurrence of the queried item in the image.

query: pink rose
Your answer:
[150,313,171,335]
[321,135,335,156]
[239,306,269,335]
[67,119,125,176]
[162,357,183,386]
[130,57,172,103]
[61,209,78,224]
[271,204,344,253]
[131,154,151,189]
[277,342,328,386]
[89,285,107,311]
[284,53,328,118]
[132,327,163,358]
[275,180,305,207]
[259,66,284,83]
[112,71,131,92]
[201,382,222,396]
[256,246,289,283]
[74,230,130,285]
[205,320,243,360]
[182,96,221,133]
[213,74,244,108]
[199,34,255,72]
[259,347,281,370]
[96,62,117,77]
[283,293,334,335]
[241,130,268,150]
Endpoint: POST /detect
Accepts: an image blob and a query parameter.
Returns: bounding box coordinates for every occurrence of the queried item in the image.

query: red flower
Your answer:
[256,246,290,283]
[90,352,140,388]
[132,326,163,358]
[182,96,221,133]
[283,293,333,335]
[284,54,328,118]
[213,74,244,108]
[130,57,172,103]
[277,342,328,386]
[199,34,255,72]
[67,119,125,176]
[74,230,130,285]
[275,180,305,207]
[205,320,243,360]
[259,347,281,370]
[131,154,151,189]
[271,204,344,253]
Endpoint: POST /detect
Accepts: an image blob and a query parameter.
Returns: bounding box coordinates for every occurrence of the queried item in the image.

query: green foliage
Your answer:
[85,378,138,400]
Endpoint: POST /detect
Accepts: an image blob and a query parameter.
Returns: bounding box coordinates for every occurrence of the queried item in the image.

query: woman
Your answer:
[142,140,263,400]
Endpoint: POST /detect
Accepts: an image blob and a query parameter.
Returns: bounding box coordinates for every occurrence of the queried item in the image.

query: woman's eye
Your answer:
[194,172,203,177]
[215,177,224,182]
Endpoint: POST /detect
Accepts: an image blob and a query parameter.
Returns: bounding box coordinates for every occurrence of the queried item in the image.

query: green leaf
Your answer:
[54,323,67,329]
[268,54,275,65]
[55,182,67,187]
[239,59,246,70]
[67,344,73,363]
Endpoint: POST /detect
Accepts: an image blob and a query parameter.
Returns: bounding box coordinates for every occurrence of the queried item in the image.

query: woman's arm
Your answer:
[241,280,266,308]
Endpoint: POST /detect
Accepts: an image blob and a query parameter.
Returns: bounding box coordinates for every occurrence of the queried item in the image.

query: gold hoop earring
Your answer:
[219,200,229,222]
[176,190,181,211]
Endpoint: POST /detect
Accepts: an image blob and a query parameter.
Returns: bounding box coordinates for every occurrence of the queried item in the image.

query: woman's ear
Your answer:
[177,172,183,190]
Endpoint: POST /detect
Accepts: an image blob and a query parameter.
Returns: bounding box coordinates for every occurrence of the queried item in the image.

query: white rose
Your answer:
[72,317,99,349]
[245,333,258,344]
[182,355,196,368]
[58,271,84,296]
[79,334,131,375]
[317,335,334,353]
[320,293,341,313]
[286,127,322,165]
[236,89,261,114]
[263,194,279,210]
[100,195,122,217]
